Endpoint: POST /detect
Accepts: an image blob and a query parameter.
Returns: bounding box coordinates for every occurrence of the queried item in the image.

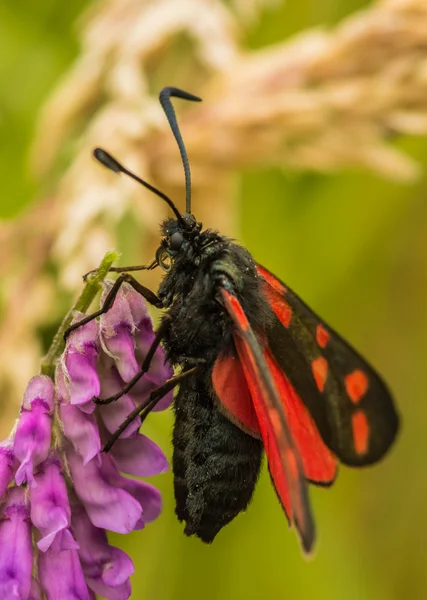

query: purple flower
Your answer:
[38,546,92,600]
[97,359,142,439]
[0,443,17,496]
[31,457,78,552]
[0,282,172,600]
[14,375,54,486]
[110,432,168,477]
[100,283,140,383]
[67,446,143,534]
[29,578,43,600]
[0,487,32,599]
[124,285,174,411]
[61,318,100,414]
[72,501,134,600]
[60,402,101,465]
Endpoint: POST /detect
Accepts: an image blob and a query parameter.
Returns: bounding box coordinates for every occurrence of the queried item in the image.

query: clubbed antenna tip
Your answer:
[92,146,186,226]
[93,148,124,173]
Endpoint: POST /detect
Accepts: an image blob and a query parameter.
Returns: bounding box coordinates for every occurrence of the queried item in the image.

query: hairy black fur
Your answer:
[159,216,273,366]
[173,367,263,542]
[157,215,272,542]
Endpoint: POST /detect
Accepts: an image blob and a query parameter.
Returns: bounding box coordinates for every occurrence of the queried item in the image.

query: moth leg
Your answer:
[94,316,172,405]
[103,366,199,452]
[64,272,163,340]
[83,258,158,282]
[178,356,207,366]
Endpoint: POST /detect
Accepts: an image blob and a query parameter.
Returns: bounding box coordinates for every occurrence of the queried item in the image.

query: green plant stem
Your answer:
[40,250,119,379]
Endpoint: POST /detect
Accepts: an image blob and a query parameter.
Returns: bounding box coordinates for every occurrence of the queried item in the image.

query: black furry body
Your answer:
[172,368,263,542]
[157,216,272,542]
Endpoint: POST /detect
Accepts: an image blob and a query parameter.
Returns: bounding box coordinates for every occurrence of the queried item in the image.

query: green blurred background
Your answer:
[1,1,427,599]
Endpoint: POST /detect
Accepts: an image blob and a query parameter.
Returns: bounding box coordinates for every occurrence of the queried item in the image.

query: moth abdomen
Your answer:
[172,370,263,543]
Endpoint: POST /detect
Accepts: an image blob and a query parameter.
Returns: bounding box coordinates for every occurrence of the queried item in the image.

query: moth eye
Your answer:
[169,232,184,251]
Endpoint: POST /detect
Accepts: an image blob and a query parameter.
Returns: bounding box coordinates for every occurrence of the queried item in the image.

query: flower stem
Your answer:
[40,250,120,378]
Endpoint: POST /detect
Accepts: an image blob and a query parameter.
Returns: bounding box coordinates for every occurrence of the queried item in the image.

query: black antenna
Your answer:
[159,87,202,214]
[93,148,187,227]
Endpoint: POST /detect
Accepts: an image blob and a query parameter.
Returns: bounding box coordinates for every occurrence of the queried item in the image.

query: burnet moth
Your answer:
[67,87,399,553]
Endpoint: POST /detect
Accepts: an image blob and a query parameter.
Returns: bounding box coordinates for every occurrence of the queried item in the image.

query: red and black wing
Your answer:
[213,337,337,488]
[216,285,316,553]
[257,264,399,466]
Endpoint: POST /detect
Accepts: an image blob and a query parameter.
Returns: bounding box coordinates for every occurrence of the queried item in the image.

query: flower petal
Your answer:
[56,362,70,404]
[67,447,142,534]
[60,403,101,465]
[133,317,170,385]
[63,316,100,413]
[14,377,54,486]
[102,324,139,383]
[124,286,173,411]
[121,478,162,527]
[29,578,43,600]
[105,458,162,527]
[100,283,139,383]
[14,409,52,486]
[0,443,17,496]
[38,546,91,600]
[31,458,78,553]
[21,375,55,411]
[122,283,150,327]
[110,433,168,476]
[97,362,140,439]
[0,487,32,600]
[85,578,131,600]
[65,348,100,414]
[66,314,100,352]
[72,502,133,590]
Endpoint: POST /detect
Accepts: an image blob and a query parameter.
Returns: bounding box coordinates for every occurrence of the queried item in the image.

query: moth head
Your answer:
[157,214,202,270]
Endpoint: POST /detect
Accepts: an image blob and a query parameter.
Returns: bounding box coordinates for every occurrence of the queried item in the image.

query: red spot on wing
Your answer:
[311,357,328,393]
[352,410,369,455]
[212,355,260,435]
[316,325,330,348]
[263,284,292,328]
[257,265,287,294]
[345,370,369,404]
[257,266,292,327]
